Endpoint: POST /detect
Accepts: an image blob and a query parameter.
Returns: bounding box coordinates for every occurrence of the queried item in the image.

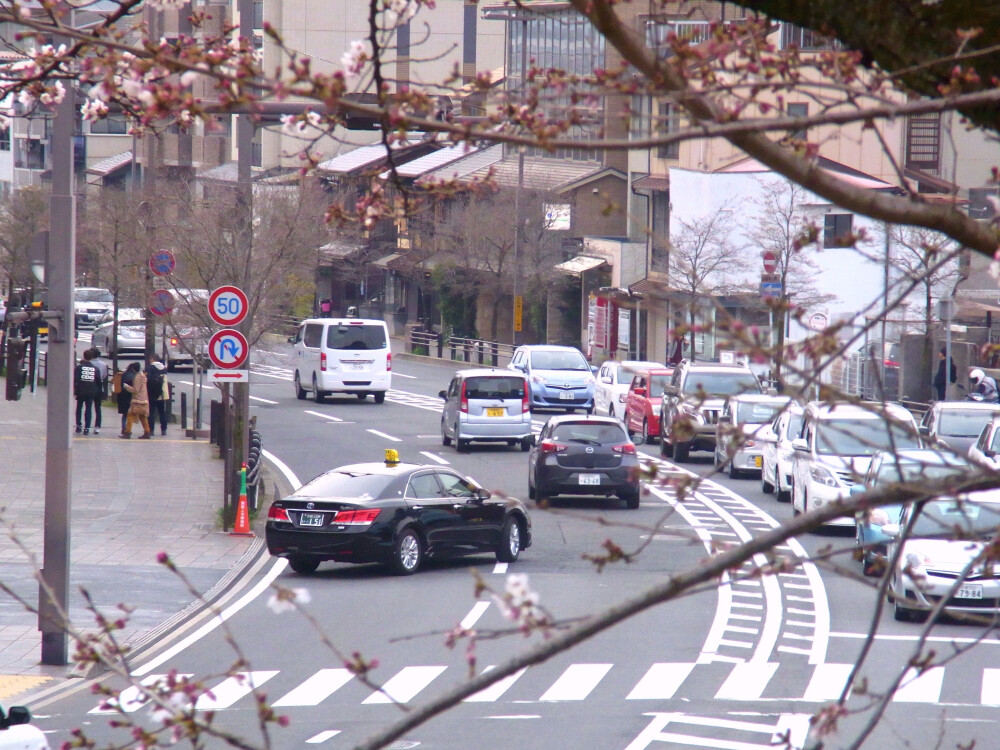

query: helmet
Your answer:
[971,368,985,384]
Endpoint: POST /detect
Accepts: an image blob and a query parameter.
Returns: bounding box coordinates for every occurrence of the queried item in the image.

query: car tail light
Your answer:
[539,440,567,454]
[387,352,392,372]
[267,505,291,522]
[744,439,755,448]
[521,381,530,413]
[460,380,469,413]
[612,443,636,455]
[320,352,327,372]
[333,508,382,526]
[884,359,899,367]
[170,337,179,347]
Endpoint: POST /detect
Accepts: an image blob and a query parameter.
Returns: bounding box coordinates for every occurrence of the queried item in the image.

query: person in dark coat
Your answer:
[74,350,101,435]
[933,346,956,401]
[88,347,108,434]
[117,362,139,434]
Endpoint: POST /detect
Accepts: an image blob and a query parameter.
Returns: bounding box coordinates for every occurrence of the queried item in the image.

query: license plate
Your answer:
[754,456,762,468]
[486,407,505,417]
[559,392,573,400]
[347,363,366,371]
[579,474,600,485]
[299,513,325,527]
[956,583,983,599]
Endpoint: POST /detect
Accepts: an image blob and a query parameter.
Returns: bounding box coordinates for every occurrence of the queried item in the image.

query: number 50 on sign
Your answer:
[208,285,249,326]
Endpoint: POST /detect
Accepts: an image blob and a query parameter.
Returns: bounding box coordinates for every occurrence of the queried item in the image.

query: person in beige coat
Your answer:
[121,363,152,439]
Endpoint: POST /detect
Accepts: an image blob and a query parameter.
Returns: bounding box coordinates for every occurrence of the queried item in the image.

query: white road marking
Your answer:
[392,372,417,379]
[89,673,193,714]
[419,451,449,465]
[803,663,854,702]
[272,669,354,707]
[194,671,278,710]
[894,666,944,703]
[626,663,696,700]
[362,666,447,704]
[460,601,491,630]
[493,562,508,575]
[367,429,401,442]
[305,730,341,744]
[981,668,1000,705]
[539,664,612,701]
[830,631,1000,645]
[716,662,779,700]
[250,395,278,404]
[305,410,343,422]
[624,712,811,750]
[464,667,528,702]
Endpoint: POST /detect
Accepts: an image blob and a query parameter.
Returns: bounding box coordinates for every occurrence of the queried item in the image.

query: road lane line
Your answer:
[626,663,695,700]
[460,601,491,630]
[305,410,343,422]
[894,666,944,703]
[539,664,612,701]
[716,662,779,700]
[194,671,279,710]
[89,674,193,714]
[362,666,447,704]
[464,667,527,702]
[419,451,449,464]
[250,395,279,404]
[272,669,354,707]
[493,562,508,574]
[982,669,1000,705]
[803,663,854,702]
[305,731,341,744]
[392,372,417,378]
[367,429,401,442]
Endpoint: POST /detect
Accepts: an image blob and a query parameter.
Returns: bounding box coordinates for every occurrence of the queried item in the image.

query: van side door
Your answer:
[301,322,325,386]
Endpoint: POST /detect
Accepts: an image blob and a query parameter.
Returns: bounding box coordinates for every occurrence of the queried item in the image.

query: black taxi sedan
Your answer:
[265,452,532,575]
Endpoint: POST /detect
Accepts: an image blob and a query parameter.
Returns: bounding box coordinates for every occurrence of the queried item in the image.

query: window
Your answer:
[656,102,680,159]
[779,23,841,51]
[407,473,441,499]
[0,127,9,151]
[90,114,128,135]
[824,214,854,248]
[787,102,808,141]
[326,323,387,350]
[303,323,323,348]
[252,0,263,28]
[437,473,475,498]
[14,137,45,170]
[651,191,669,272]
[905,113,941,171]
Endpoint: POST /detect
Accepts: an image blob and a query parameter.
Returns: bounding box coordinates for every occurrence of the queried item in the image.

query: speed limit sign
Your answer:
[208,286,249,327]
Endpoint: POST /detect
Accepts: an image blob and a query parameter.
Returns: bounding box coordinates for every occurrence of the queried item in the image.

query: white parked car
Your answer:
[967,414,1000,468]
[0,703,48,750]
[593,360,664,419]
[714,394,792,479]
[759,403,804,502]
[790,402,920,526]
[74,287,114,329]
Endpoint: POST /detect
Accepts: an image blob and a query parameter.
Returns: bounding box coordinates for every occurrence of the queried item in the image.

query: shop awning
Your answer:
[554,255,607,276]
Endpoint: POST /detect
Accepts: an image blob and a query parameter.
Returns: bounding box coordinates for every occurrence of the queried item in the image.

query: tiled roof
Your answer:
[418,145,606,192]
[85,150,132,177]
[379,143,481,179]
[317,140,425,174]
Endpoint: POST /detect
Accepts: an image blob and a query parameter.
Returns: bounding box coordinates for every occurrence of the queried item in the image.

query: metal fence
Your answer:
[405,329,517,369]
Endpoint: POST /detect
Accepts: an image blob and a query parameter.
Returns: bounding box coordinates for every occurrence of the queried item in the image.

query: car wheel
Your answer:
[776,484,790,502]
[357,393,367,401]
[528,476,536,500]
[312,376,326,404]
[622,488,640,510]
[441,419,452,447]
[660,431,674,458]
[608,405,615,419]
[642,419,655,445]
[761,466,775,494]
[507,439,518,447]
[520,437,532,452]
[294,372,307,400]
[390,528,422,575]
[674,441,690,463]
[496,517,522,563]
[893,596,922,622]
[288,556,320,575]
[728,460,740,480]
[374,391,386,404]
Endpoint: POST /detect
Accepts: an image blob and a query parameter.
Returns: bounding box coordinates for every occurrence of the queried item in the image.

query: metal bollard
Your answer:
[180,392,187,430]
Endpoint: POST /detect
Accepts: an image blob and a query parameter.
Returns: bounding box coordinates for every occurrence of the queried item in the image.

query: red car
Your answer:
[624,368,674,444]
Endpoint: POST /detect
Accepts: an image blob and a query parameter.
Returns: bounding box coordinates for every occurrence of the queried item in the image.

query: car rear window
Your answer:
[465,376,525,399]
[552,421,628,445]
[939,409,995,438]
[737,402,783,424]
[76,289,113,303]
[649,374,670,398]
[682,372,761,396]
[327,324,387,351]
[296,471,396,501]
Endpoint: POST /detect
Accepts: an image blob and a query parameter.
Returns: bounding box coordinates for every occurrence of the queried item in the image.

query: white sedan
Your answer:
[593,360,665,420]
[759,403,804,501]
[91,319,147,358]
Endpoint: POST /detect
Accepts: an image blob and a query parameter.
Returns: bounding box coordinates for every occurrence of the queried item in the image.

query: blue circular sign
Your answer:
[149,250,176,277]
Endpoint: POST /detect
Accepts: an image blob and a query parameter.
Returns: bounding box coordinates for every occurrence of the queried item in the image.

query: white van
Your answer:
[291,318,391,403]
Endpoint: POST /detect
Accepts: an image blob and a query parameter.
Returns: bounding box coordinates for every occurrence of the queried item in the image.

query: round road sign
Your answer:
[208,328,249,369]
[808,311,829,332]
[208,285,249,327]
[148,289,176,316]
[762,250,779,274]
[149,250,176,277]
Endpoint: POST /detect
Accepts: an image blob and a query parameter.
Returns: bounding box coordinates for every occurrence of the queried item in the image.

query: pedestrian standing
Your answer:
[74,350,100,435]
[146,354,169,436]
[88,347,108,434]
[933,347,957,401]
[117,362,138,434]
[121,362,152,439]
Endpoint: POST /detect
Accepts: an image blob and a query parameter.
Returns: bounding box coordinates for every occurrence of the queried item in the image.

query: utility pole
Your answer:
[39,77,76,666]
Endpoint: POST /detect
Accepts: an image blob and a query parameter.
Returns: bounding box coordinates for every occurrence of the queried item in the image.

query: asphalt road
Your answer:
[32,342,1000,750]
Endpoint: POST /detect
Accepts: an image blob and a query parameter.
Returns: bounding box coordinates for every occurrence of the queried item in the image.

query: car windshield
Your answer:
[296,471,396,501]
[649,374,671,398]
[910,499,1000,539]
[76,289,113,303]
[874,461,969,486]
[939,410,996,438]
[816,418,920,456]
[530,350,589,371]
[737,402,783,424]
[326,324,386,351]
[682,373,761,396]
[552,421,628,445]
[464,376,525,399]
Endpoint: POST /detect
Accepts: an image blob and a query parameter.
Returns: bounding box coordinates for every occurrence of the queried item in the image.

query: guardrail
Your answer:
[407,329,443,358]
[447,336,516,368]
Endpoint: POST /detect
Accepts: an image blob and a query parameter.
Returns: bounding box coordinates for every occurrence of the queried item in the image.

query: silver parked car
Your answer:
[439,369,534,452]
[91,319,147,358]
[714,394,792,479]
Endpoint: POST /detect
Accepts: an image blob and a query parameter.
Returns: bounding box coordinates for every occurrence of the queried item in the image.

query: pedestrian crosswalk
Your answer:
[90,659,1000,714]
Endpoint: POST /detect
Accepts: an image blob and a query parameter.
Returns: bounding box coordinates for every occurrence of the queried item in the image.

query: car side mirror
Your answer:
[634,386,647,397]
[5,705,31,725]
[849,484,866,496]
[718,414,731,424]
[287,336,296,344]
[512,363,526,372]
[475,488,491,502]
[438,390,448,400]
[591,365,599,374]
[791,438,808,452]
[918,425,930,436]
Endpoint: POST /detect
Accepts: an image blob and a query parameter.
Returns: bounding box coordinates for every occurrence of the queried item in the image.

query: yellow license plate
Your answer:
[487,407,505,417]
[754,456,762,468]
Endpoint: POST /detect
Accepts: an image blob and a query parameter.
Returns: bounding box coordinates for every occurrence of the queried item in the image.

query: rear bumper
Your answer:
[459,418,534,441]
[318,372,392,392]
[535,464,639,497]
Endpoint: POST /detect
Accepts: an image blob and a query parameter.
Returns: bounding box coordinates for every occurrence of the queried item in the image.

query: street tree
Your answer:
[0,186,48,307]
[669,204,746,360]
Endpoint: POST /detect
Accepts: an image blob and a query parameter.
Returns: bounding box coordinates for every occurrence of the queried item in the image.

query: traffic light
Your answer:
[5,336,27,401]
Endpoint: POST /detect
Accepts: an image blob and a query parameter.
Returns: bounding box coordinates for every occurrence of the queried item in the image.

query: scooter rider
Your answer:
[969,368,999,403]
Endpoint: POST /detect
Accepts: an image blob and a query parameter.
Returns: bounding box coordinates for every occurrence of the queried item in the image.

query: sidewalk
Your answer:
[0,385,265,703]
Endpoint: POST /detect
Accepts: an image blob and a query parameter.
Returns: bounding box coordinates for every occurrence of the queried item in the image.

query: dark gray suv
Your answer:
[659,360,763,462]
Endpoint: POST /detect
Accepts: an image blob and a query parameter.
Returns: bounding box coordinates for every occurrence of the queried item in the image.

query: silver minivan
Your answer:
[439,369,534,452]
